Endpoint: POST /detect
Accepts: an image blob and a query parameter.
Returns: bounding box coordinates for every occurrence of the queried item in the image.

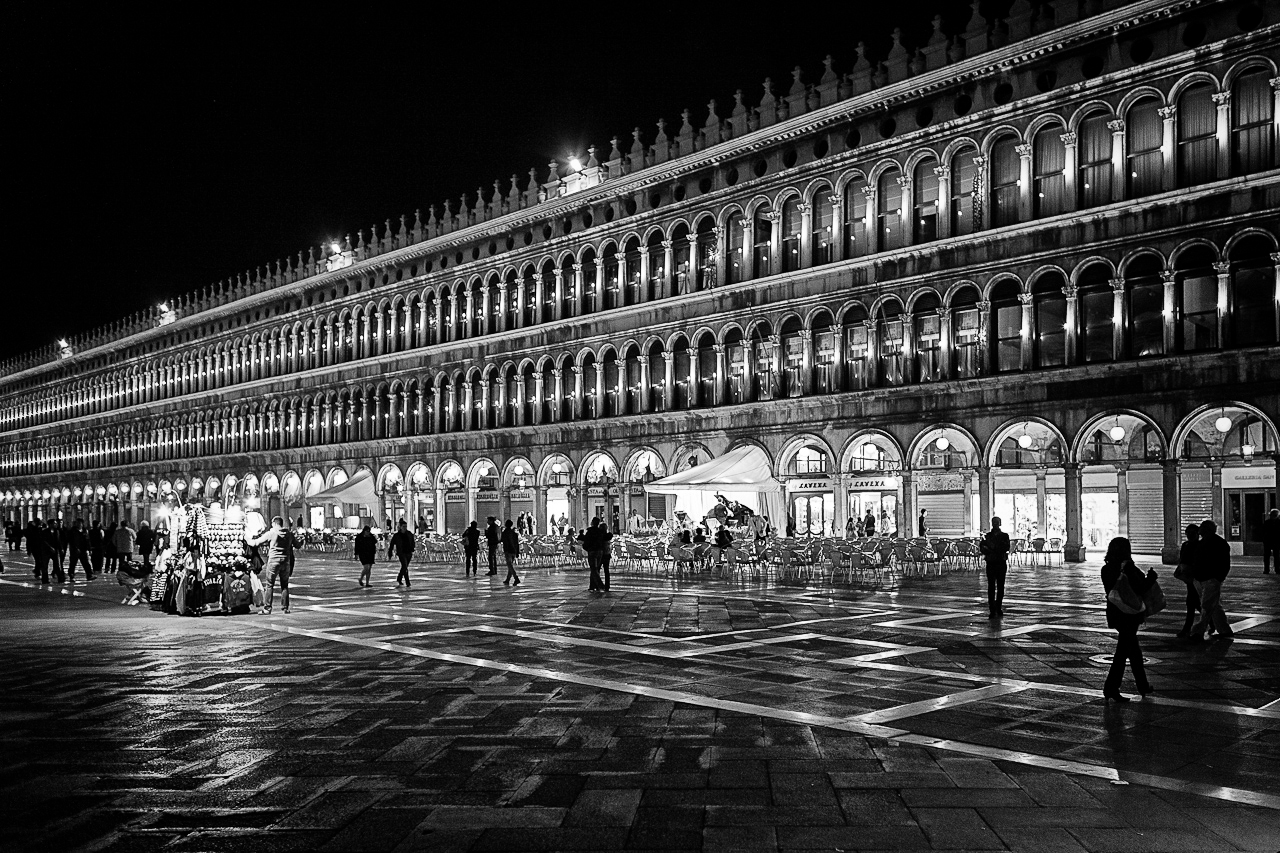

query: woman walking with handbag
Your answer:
[1100,537,1157,703]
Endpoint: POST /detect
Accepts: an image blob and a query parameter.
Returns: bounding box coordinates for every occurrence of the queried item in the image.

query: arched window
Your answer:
[877,302,905,386]
[1177,83,1218,187]
[1232,69,1275,175]
[1078,112,1113,209]
[876,168,904,251]
[990,136,1021,228]
[951,289,982,379]
[1032,274,1068,368]
[1231,236,1279,348]
[912,159,939,243]
[990,282,1022,373]
[1127,98,1163,197]
[914,293,942,381]
[1125,255,1165,358]
[726,211,745,284]
[843,306,870,390]
[752,205,773,277]
[781,197,802,272]
[1032,126,1066,218]
[811,189,835,266]
[950,149,977,237]
[843,177,869,258]
[1175,247,1218,352]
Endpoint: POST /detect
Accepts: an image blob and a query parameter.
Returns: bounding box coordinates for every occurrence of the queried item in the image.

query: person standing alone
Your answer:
[461,521,481,577]
[68,519,92,582]
[484,517,500,576]
[354,525,377,587]
[981,516,1011,618]
[113,521,136,571]
[501,520,521,586]
[1100,537,1156,702]
[1261,508,1279,575]
[389,519,415,588]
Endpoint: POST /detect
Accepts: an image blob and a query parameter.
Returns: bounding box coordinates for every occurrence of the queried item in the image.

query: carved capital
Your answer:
[861,185,876,200]
[933,165,950,179]
[1107,119,1125,133]
[1157,105,1177,120]
[1059,131,1078,146]
[661,239,674,249]
[799,329,813,341]
[712,343,726,355]
[896,175,911,188]
[1018,293,1035,306]
[1211,92,1231,107]
[1062,283,1078,299]
[976,300,992,312]
[1015,143,1034,158]
[797,202,812,215]
[1160,270,1178,284]
[1212,261,1231,275]
[637,355,649,366]
[1109,277,1126,293]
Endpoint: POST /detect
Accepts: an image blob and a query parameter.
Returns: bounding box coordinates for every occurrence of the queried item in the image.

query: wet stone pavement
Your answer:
[1,549,1279,852]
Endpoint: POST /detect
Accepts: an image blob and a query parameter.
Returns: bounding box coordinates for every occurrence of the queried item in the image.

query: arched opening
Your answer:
[1177,82,1218,187]
[1032,124,1067,218]
[876,166,904,250]
[990,280,1023,373]
[781,197,802,272]
[843,176,869,258]
[1125,253,1165,358]
[876,300,906,386]
[913,292,942,382]
[1032,273,1068,368]
[990,134,1021,228]
[950,149,977,236]
[912,157,939,243]
[1126,97,1163,197]
[1174,245,1219,352]
[752,202,773,276]
[809,184,836,266]
[1077,262,1115,363]
[1077,110,1113,208]
[1230,234,1279,347]
[1232,67,1275,175]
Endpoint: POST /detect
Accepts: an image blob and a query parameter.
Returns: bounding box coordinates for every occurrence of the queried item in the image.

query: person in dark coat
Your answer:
[484,517,500,576]
[88,520,106,577]
[1190,519,1233,640]
[387,520,416,588]
[580,519,608,592]
[103,522,119,574]
[68,519,92,581]
[1175,524,1202,638]
[461,521,481,577]
[1261,508,1280,575]
[31,521,54,584]
[135,521,157,569]
[981,517,1011,618]
[500,520,521,586]
[353,525,377,587]
[1100,537,1156,702]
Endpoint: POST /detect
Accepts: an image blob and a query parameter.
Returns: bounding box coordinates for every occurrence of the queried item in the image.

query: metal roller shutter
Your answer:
[916,492,966,536]
[444,500,467,534]
[1180,467,1213,530]
[475,499,501,524]
[1127,486,1164,553]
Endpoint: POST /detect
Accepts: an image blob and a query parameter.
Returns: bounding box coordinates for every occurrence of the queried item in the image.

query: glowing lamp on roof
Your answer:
[568,156,583,172]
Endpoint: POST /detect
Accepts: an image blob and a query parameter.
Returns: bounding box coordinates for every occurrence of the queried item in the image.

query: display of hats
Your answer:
[225,504,246,527]
[207,501,225,525]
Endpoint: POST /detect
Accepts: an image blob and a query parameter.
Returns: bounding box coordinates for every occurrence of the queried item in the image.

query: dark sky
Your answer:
[5,0,981,362]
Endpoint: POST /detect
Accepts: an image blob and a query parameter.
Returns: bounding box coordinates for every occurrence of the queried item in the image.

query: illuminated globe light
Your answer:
[1214,415,1233,434]
[568,156,583,172]
[329,242,342,255]
[934,436,950,452]
[1109,425,1126,442]
[1017,433,1034,450]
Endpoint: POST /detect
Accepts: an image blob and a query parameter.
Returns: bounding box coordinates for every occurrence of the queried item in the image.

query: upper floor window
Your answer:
[991,285,1022,372]
[950,150,977,237]
[726,212,745,284]
[877,169,904,251]
[1177,83,1217,187]
[1033,277,1068,368]
[990,136,1021,228]
[1127,99,1163,198]
[843,178,868,258]
[781,198,802,272]
[752,206,773,277]
[912,159,939,244]
[1078,112,1113,209]
[1126,256,1165,358]
[1033,126,1066,218]
[1232,69,1275,175]
[811,189,835,266]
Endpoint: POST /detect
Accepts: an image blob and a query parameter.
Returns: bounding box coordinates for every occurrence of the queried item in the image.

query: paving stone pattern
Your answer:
[1,549,1278,851]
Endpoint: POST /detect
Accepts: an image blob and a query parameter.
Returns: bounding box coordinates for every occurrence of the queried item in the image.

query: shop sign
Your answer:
[1221,467,1277,488]
[628,485,645,496]
[586,486,607,497]
[508,488,534,502]
[444,492,467,503]
[790,477,831,490]
[917,472,966,492]
[475,490,499,501]
[845,476,900,491]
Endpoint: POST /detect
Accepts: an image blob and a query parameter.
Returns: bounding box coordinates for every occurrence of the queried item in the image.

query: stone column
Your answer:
[830,323,846,392]
[769,334,783,399]
[739,219,754,282]
[900,470,915,540]
[687,349,700,407]
[431,386,442,434]
[515,377,526,427]
[975,301,992,376]
[1212,92,1231,179]
[433,297,444,344]
[389,392,401,439]
[1213,260,1232,347]
[933,167,951,240]
[684,236,698,295]
[713,344,727,405]
[444,385,456,433]
[536,486,549,535]
[1060,131,1078,212]
[897,175,913,246]
[978,466,992,534]
[1110,278,1126,360]
[638,247,651,303]
[513,281,525,329]
[1016,143,1033,221]
[828,194,845,262]
[413,390,424,436]
[1063,463,1084,561]
[798,202,813,268]
[417,300,430,347]
[1160,460,1181,565]
[661,240,674,299]
[571,366,584,421]
[496,378,507,427]
[1161,270,1178,353]
[1158,106,1177,190]
[445,295,457,342]
[1063,284,1079,364]
[572,262,585,317]
[552,368,564,423]
[593,261,605,312]
[637,356,651,413]
[1107,119,1126,203]
[553,269,565,320]
[937,308,953,382]
[1035,468,1048,537]
[375,312,386,356]
[1272,252,1280,344]
[462,383,474,431]
[496,284,508,333]
[592,366,603,419]
[533,372,545,425]
[1209,460,1224,527]
[800,329,814,395]
[1116,465,1129,538]
[663,353,675,411]
[1019,292,1035,370]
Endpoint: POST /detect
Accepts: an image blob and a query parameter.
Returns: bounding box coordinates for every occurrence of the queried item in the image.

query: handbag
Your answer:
[1106,570,1145,615]
[1173,563,1191,583]
[1142,578,1167,616]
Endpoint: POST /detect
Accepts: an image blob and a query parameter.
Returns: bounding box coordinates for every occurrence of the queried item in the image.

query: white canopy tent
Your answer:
[308,470,379,511]
[646,445,786,526]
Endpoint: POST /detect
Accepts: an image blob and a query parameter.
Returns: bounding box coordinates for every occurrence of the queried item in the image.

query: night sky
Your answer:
[6,0,980,362]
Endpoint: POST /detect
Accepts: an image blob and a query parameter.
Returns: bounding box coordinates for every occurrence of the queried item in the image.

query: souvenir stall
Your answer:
[151,501,262,616]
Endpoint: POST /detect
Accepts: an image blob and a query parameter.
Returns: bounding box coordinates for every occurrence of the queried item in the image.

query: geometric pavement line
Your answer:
[250,620,1280,810]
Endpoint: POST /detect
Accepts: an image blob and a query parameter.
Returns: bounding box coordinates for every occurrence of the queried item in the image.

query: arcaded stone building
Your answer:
[2,0,1277,561]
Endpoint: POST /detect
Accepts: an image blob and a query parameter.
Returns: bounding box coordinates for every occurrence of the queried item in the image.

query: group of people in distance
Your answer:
[4,518,159,587]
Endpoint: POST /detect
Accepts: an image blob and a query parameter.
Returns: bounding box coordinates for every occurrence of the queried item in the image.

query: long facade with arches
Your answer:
[1,0,1278,560]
